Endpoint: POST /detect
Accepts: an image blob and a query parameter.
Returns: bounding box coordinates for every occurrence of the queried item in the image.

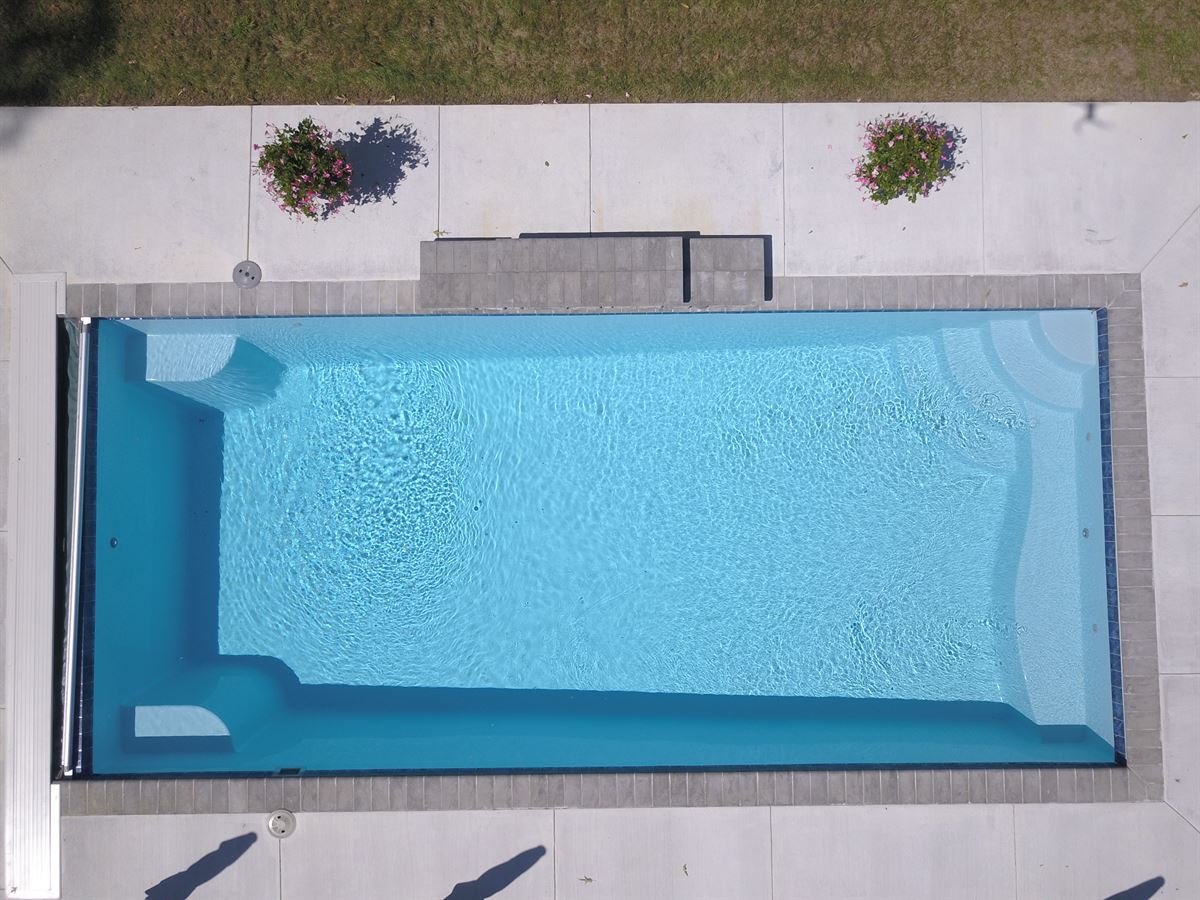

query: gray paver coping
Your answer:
[61,272,1161,813]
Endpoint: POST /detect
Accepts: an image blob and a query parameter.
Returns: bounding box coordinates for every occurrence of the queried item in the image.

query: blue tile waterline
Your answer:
[1095,308,1126,760]
[88,311,1116,773]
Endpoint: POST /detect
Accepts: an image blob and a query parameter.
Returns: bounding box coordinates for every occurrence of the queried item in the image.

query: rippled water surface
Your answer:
[204,312,1105,717]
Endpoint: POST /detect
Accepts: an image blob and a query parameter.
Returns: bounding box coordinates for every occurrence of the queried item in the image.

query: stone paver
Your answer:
[981,102,1200,273]
[61,814,279,900]
[1015,802,1200,899]
[1161,675,1200,830]
[1153,517,1200,675]
[280,810,554,900]
[771,805,1016,900]
[1142,208,1200,378]
[416,236,685,310]
[783,103,985,276]
[555,807,771,900]
[439,105,590,239]
[688,237,766,305]
[589,104,784,259]
[1146,377,1200,515]
[0,107,249,282]
[248,105,439,281]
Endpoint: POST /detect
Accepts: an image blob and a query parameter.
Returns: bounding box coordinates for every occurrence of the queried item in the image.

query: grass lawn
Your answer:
[3,0,1199,105]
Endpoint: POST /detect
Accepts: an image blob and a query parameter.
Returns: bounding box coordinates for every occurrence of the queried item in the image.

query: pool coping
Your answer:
[59,272,1163,814]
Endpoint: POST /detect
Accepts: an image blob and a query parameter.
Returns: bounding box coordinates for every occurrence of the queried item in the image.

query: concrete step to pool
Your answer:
[416,234,768,310]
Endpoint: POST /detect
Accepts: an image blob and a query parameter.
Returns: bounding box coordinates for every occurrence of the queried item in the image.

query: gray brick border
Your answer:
[60,273,1161,811]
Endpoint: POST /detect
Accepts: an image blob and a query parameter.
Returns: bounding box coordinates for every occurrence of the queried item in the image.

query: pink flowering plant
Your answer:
[255,118,352,221]
[852,113,965,205]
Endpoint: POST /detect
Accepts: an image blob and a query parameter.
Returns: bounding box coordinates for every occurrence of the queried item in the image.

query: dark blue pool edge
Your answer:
[58,272,1164,812]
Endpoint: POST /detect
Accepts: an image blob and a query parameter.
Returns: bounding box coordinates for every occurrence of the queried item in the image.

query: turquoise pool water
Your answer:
[89,311,1116,774]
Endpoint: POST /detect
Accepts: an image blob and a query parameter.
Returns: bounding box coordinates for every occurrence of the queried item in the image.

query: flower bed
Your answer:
[852,114,965,205]
[255,118,352,221]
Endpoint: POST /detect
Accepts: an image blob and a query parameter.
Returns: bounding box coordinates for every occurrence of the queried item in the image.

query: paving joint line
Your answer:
[1138,203,1200,274]
[436,106,442,237]
[978,103,988,275]
[587,103,593,234]
[779,102,787,279]
[245,105,254,261]
[1164,799,1200,838]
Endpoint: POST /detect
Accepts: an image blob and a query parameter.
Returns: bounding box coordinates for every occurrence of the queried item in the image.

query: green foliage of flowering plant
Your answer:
[852,114,965,205]
[255,117,352,221]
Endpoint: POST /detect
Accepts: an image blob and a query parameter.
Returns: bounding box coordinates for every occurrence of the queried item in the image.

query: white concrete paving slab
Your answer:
[783,103,985,275]
[61,814,278,900]
[982,102,1200,273]
[279,810,553,900]
[771,804,1016,900]
[1014,802,1200,899]
[554,807,771,900]
[0,107,250,283]
[1146,377,1200,515]
[248,106,439,281]
[589,104,784,252]
[1161,675,1200,831]
[1142,208,1200,378]
[439,105,590,238]
[1154,516,1200,674]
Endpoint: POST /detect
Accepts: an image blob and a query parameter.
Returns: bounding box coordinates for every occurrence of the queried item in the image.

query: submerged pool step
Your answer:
[416,235,768,310]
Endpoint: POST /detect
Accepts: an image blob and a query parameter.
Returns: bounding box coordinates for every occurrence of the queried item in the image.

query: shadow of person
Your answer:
[443,845,547,900]
[144,832,257,900]
[1106,876,1167,900]
[335,117,429,208]
[1074,100,1114,132]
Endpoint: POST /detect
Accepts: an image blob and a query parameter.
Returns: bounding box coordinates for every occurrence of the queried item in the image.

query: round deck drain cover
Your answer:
[233,260,263,289]
[267,809,296,839]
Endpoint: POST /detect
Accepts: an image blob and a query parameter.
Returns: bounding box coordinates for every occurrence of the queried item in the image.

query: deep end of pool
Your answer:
[86,312,1118,774]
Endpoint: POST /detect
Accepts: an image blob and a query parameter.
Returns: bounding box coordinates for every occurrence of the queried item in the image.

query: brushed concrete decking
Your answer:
[3,103,1198,283]
[2,101,1198,898]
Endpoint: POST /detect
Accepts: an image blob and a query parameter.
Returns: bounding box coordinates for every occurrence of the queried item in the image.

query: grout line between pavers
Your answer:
[978,103,988,276]
[246,106,254,262]
[587,104,593,234]
[1165,799,1200,838]
[779,103,787,280]
[768,804,776,900]
[1011,803,1019,899]
[436,107,442,237]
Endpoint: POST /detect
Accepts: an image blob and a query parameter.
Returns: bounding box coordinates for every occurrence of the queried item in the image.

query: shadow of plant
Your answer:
[334,117,429,208]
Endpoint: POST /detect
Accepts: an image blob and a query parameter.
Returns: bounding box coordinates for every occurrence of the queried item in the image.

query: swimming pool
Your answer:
[87,310,1116,774]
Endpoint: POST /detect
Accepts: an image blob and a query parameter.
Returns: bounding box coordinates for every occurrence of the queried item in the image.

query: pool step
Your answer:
[988,314,1090,409]
[416,235,768,310]
[144,332,284,410]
